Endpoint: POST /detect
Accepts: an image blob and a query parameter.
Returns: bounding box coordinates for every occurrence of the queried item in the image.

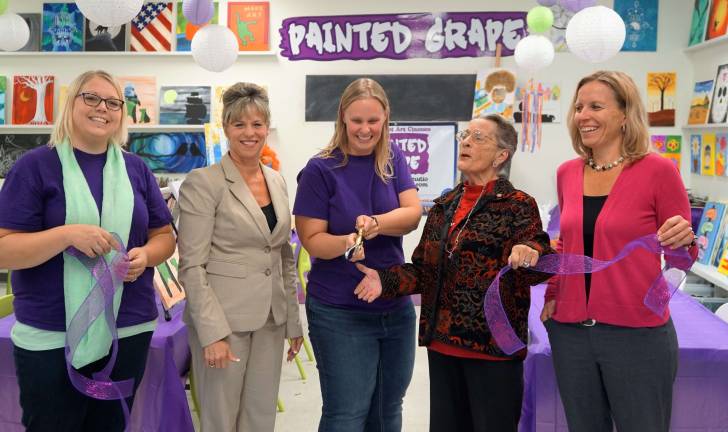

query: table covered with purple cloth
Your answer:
[0,302,194,432]
[520,284,728,432]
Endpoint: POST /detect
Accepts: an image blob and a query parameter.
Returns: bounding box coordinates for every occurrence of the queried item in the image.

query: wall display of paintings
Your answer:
[651,135,681,172]
[117,76,157,124]
[128,132,207,173]
[0,77,5,125]
[84,19,127,51]
[473,69,517,120]
[716,133,728,176]
[159,86,212,125]
[41,3,84,52]
[696,202,727,265]
[706,0,728,41]
[131,2,173,52]
[702,133,716,176]
[708,63,728,124]
[228,1,270,51]
[18,13,42,51]
[0,134,50,178]
[688,80,714,125]
[514,82,561,123]
[176,1,218,51]
[614,0,658,51]
[691,134,702,174]
[12,75,54,125]
[689,0,711,46]
[646,72,676,126]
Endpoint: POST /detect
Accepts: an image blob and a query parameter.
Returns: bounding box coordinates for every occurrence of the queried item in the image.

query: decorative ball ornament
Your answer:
[566,6,625,63]
[191,25,239,72]
[560,0,598,13]
[0,13,30,52]
[527,6,554,33]
[0,0,9,15]
[514,35,555,73]
[75,0,144,28]
[183,0,214,26]
[536,0,558,6]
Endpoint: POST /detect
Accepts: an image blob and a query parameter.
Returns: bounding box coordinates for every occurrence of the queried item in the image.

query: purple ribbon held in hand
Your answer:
[64,233,134,429]
[484,234,692,355]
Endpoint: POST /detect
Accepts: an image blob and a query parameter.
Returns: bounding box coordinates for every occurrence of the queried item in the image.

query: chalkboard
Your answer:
[305,75,476,122]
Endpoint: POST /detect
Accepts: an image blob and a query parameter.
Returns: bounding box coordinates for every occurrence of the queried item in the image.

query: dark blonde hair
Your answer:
[319,78,393,182]
[221,82,270,126]
[567,70,650,161]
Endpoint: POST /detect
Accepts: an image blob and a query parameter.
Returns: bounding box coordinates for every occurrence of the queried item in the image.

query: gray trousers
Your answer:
[544,318,678,432]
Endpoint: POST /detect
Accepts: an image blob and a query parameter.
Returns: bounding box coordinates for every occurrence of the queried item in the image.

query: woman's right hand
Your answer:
[354,263,382,303]
[541,300,556,322]
[65,225,119,258]
[203,339,240,369]
[344,232,365,262]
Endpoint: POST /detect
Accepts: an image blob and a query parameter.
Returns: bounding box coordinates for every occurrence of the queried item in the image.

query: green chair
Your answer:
[0,294,14,318]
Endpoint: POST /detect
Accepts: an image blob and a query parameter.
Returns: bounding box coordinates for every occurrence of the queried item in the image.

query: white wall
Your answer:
[0,0,697,258]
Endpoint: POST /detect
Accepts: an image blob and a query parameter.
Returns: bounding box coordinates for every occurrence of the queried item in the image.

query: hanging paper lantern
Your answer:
[75,0,144,27]
[0,0,9,15]
[183,0,214,26]
[560,0,598,13]
[566,6,625,63]
[514,35,554,73]
[536,0,558,6]
[527,6,554,33]
[191,24,238,72]
[0,13,30,52]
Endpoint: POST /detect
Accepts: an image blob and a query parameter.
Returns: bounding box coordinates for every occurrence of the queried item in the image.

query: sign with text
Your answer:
[280,11,527,61]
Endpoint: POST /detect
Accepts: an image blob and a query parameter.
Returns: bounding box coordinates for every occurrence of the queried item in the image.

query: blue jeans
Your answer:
[306,296,416,432]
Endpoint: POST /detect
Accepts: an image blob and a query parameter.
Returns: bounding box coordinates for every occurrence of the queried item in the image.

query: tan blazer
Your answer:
[178,154,302,348]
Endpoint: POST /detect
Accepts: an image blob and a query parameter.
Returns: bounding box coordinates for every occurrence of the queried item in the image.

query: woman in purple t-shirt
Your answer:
[294,78,422,431]
[0,70,175,432]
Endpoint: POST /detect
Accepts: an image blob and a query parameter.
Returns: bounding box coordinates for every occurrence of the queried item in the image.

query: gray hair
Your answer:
[475,113,516,178]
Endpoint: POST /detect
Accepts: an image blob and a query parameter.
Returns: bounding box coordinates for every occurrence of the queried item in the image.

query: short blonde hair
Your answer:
[221,82,270,126]
[567,70,650,161]
[49,70,128,147]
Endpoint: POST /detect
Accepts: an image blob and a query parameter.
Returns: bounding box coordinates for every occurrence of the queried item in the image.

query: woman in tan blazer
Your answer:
[178,83,303,432]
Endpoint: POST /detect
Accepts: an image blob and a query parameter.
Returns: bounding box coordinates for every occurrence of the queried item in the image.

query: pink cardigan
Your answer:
[545,153,698,327]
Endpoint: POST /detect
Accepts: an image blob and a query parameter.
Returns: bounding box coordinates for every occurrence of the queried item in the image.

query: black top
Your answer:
[261,202,277,232]
[583,195,607,300]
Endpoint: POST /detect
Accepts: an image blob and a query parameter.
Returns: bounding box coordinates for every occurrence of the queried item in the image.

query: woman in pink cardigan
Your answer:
[540,71,698,432]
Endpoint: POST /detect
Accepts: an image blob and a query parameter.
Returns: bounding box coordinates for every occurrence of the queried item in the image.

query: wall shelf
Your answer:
[681,124,728,130]
[691,262,728,293]
[0,50,277,57]
[684,35,728,53]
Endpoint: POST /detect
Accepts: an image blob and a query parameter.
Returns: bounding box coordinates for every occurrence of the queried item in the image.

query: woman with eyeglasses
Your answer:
[354,114,554,432]
[0,70,176,431]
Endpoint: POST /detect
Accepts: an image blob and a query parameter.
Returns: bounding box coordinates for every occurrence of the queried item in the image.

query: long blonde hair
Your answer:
[319,78,393,182]
[49,70,128,147]
[566,70,650,161]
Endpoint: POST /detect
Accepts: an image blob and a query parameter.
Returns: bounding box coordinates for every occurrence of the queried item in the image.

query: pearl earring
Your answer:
[621,124,626,133]
[492,162,498,168]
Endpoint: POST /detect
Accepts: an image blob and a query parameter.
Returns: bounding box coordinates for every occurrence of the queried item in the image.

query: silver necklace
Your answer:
[587,156,624,171]
[446,187,485,259]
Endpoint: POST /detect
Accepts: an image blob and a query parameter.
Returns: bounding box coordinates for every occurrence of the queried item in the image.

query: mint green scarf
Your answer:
[57,139,133,368]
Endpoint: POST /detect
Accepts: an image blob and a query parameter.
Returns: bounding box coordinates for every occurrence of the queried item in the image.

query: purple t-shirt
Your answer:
[0,146,172,331]
[293,145,417,311]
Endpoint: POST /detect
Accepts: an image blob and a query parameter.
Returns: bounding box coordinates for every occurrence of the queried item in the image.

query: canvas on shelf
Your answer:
[12,75,54,126]
[131,2,173,52]
[717,133,728,177]
[691,134,702,174]
[117,76,157,125]
[705,0,728,41]
[701,133,716,176]
[228,1,270,51]
[176,1,218,51]
[0,134,50,178]
[41,3,84,52]
[614,0,658,51]
[696,201,727,265]
[0,77,6,125]
[159,86,212,125]
[708,63,728,124]
[128,132,207,173]
[85,19,127,51]
[689,0,711,46]
[688,80,713,125]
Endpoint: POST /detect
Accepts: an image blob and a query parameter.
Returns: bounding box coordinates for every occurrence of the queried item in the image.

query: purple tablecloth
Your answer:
[520,285,728,432]
[0,302,194,432]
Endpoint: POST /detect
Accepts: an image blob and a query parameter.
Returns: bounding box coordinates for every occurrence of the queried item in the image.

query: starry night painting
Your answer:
[0,134,50,178]
[128,132,207,173]
[614,0,658,52]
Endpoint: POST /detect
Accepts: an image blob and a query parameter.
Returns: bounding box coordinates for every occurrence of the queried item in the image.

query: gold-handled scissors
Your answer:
[344,228,364,260]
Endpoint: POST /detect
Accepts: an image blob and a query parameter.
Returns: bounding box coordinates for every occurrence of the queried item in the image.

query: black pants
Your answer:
[13,331,153,432]
[427,349,523,432]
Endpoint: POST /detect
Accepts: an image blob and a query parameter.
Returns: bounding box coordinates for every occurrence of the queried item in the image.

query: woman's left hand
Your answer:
[657,215,694,249]
[287,337,304,362]
[125,247,149,282]
[356,215,380,240]
[508,244,539,270]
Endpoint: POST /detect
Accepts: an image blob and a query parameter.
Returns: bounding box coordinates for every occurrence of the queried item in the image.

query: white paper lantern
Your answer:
[566,6,625,63]
[514,35,554,73]
[0,13,30,52]
[191,24,239,72]
[183,0,214,26]
[75,0,144,28]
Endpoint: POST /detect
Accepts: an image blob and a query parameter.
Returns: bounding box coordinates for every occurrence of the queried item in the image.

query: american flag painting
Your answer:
[131,2,173,52]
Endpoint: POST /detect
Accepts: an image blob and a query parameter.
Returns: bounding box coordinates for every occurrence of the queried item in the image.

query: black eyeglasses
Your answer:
[77,93,125,111]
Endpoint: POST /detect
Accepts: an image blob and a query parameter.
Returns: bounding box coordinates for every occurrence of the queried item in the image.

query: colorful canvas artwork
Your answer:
[12,75,54,125]
[691,134,702,174]
[614,0,658,51]
[41,3,84,52]
[548,4,575,52]
[0,77,5,125]
[159,86,212,125]
[514,82,561,123]
[651,135,681,172]
[228,2,270,51]
[702,133,716,176]
[688,80,714,125]
[696,202,727,265]
[716,133,728,176]
[204,123,229,165]
[131,2,173,52]
[58,85,70,112]
[128,132,207,172]
[212,85,229,126]
[708,64,728,124]
[689,0,711,46]
[646,72,676,126]
[176,1,218,51]
[473,69,517,120]
[706,0,728,41]
[0,134,50,178]
[85,19,127,51]
[117,76,157,124]
[18,13,41,51]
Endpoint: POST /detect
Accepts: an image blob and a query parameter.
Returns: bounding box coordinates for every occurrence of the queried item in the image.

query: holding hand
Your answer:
[344,230,365,262]
[67,224,119,258]
[657,215,694,249]
[508,244,540,270]
[124,247,148,282]
[204,339,240,369]
[287,337,304,362]
[354,263,382,303]
[541,300,556,322]
[356,215,380,240]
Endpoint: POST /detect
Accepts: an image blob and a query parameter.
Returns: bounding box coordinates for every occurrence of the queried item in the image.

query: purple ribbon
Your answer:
[64,233,134,429]
[484,234,693,355]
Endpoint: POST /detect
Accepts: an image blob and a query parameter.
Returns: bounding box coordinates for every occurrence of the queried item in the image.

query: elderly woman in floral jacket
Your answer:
[355,114,554,432]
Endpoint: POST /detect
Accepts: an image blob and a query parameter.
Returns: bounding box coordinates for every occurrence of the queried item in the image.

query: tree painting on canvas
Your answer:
[117,76,157,124]
[41,3,84,52]
[646,72,676,126]
[12,75,54,125]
